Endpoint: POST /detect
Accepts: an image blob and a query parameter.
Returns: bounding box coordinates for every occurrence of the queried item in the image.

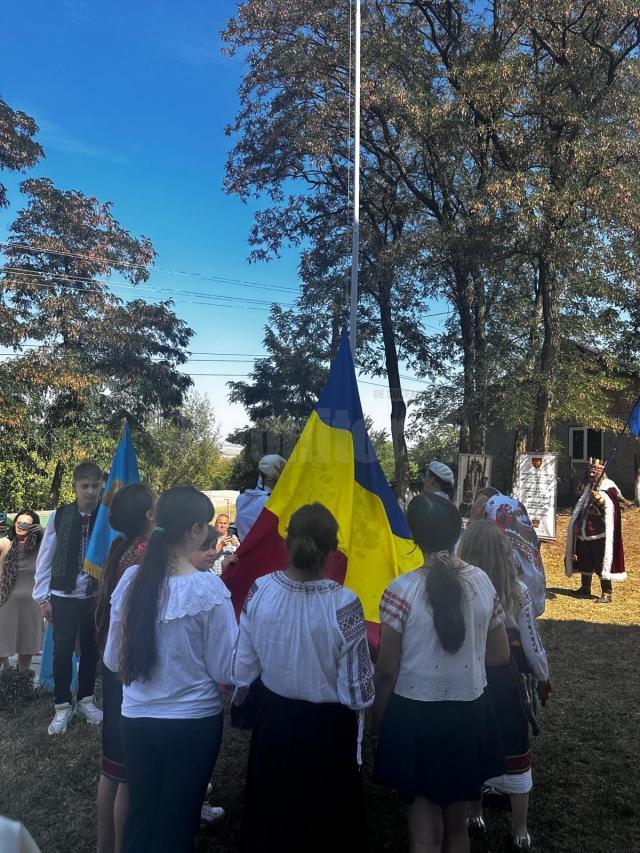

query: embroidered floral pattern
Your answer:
[356,637,374,703]
[242,581,259,614]
[336,597,365,643]
[490,593,505,629]
[273,571,340,595]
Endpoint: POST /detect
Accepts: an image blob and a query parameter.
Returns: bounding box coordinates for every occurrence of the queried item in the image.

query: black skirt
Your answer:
[242,682,367,853]
[486,664,531,774]
[374,690,504,807]
[101,661,126,782]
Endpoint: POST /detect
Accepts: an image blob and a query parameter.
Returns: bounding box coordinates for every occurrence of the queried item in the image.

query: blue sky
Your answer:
[0,0,433,438]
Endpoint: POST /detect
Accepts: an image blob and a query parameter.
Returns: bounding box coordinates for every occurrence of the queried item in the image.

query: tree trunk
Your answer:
[511,428,527,494]
[531,253,559,451]
[454,269,477,454]
[471,274,488,453]
[378,292,410,498]
[49,459,65,509]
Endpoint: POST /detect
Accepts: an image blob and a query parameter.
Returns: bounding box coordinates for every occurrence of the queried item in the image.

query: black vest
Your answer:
[50,502,98,594]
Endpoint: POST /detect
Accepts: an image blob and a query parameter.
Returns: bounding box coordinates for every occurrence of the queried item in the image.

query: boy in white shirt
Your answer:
[33,462,104,735]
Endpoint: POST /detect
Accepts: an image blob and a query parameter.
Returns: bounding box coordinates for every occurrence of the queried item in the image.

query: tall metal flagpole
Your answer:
[349,0,361,358]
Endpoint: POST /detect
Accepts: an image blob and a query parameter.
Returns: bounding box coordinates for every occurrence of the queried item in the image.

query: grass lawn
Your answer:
[1,512,639,852]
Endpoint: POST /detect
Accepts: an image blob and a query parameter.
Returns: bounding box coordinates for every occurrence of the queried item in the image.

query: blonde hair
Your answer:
[459,520,520,618]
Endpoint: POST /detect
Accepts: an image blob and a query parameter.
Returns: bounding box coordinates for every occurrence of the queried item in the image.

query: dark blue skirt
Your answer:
[374,690,504,807]
[101,661,126,782]
[243,682,367,852]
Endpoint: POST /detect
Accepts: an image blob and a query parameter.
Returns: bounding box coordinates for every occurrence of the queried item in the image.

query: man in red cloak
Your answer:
[565,459,627,604]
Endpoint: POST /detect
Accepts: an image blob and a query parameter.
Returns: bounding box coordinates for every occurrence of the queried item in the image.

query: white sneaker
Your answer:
[75,695,103,725]
[200,804,225,824]
[48,702,74,735]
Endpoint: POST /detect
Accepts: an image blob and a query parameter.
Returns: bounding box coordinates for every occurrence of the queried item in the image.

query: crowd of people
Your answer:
[0,451,628,852]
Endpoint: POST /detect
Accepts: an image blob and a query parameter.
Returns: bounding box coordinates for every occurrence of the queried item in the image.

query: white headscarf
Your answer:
[258,454,286,483]
[484,493,546,617]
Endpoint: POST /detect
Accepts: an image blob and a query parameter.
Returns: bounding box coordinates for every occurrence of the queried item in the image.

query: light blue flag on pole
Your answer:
[84,421,140,578]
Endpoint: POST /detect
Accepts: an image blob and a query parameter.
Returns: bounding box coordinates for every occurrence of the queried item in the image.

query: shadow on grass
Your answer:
[1,620,639,853]
[546,586,595,599]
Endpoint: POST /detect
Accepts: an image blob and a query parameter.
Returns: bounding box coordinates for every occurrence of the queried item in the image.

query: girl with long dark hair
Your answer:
[0,511,43,671]
[96,484,155,853]
[104,486,237,853]
[232,502,374,853]
[373,494,509,853]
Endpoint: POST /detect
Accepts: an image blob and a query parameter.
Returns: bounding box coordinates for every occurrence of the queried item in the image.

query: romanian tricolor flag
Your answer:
[84,421,140,578]
[223,330,421,644]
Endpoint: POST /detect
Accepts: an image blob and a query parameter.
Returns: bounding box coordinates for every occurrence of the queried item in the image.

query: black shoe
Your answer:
[572,589,593,599]
[596,594,612,604]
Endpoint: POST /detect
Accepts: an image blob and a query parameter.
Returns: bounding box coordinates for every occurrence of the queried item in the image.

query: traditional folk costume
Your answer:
[484,494,547,617]
[374,563,505,807]
[565,462,626,603]
[485,581,549,797]
[99,536,147,783]
[33,502,100,705]
[232,572,374,853]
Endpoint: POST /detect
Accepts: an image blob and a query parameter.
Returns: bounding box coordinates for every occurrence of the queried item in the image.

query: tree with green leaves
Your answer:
[141,392,225,493]
[224,0,640,462]
[228,304,332,422]
[0,177,193,504]
[0,97,44,209]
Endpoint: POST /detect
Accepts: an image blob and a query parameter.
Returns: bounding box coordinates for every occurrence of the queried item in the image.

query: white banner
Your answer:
[457,454,493,518]
[514,453,558,540]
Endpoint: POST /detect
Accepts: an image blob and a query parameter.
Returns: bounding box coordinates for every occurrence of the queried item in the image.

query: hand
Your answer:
[537,680,552,707]
[41,601,53,623]
[572,553,578,563]
[220,554,239,573]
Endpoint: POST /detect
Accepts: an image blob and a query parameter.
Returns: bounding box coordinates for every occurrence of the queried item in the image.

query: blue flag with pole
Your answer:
[84,421,140,578]
[628,398,640,439]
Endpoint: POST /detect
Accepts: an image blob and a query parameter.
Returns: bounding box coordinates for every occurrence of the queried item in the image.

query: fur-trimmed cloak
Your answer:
[565,479,626,581]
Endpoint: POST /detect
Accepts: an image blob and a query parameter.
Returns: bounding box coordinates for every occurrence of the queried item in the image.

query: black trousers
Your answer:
[576,539,613,595]
[121,713,224,853]
[51,595,99,704]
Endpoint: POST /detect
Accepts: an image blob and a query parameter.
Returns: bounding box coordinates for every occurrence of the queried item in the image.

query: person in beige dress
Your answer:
[0,510,44,671]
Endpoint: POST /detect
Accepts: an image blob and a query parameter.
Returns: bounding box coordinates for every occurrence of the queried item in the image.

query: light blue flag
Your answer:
[84,421,140,578]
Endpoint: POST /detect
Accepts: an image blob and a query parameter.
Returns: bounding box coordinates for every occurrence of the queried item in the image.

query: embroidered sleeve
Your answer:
[489,592,505,630]
[379,585,411,633]
[231,585,261,688]
[517,587,549,681]
[336,596,374,710]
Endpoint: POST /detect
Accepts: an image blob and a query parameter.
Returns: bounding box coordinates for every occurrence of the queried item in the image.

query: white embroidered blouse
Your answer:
[104,566,238,719]
[380,563,505,702]
[504,581,549,682]
[231,571,374,710]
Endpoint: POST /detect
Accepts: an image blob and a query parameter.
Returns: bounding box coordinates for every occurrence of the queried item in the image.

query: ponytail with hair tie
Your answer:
[406,495,466,655]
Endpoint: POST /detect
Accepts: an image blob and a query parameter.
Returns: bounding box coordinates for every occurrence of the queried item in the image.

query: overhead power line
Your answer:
[0,241,299,293]
[0,266,293,310]
[0,242,453,322]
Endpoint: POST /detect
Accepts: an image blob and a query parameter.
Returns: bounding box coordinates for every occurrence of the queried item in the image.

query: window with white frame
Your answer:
[569,427,603,462]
